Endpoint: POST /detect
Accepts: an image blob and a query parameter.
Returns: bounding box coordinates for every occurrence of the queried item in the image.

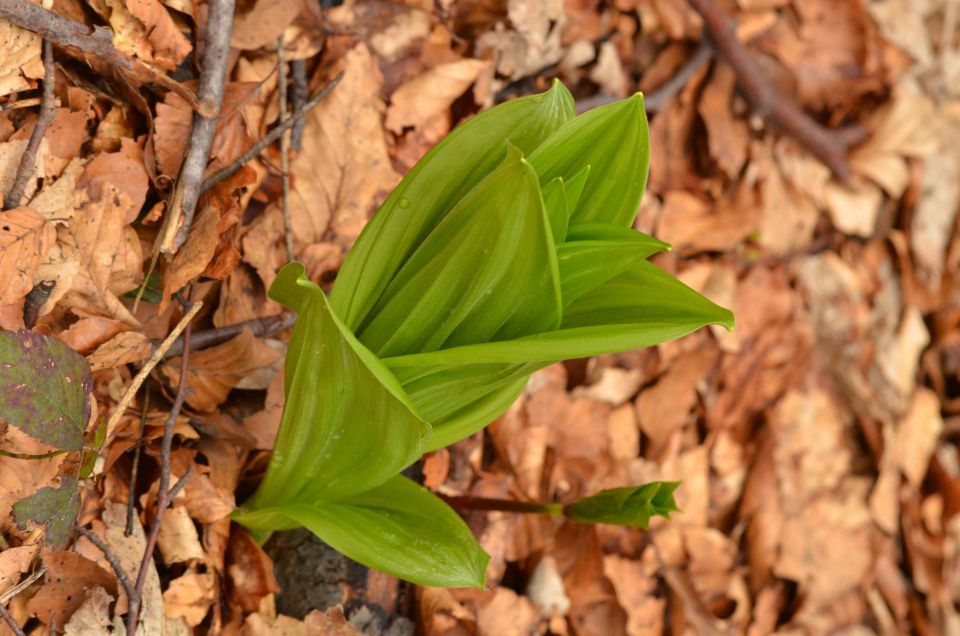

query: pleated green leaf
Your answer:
[383,260,733,366]
[356,147,561,357]
[331,81,575,330]
[558,223,670,305]
[233,475,490,589]
[243,263,430,510]
[564,481,680,528]
[530,94,649,227]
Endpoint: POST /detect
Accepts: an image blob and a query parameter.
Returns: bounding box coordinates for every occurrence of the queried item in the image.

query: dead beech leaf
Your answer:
[893,389,943,488]
[603,555,664,636]
[699,64,749,177]
[162,204,235,311]
[636,348,717,452]
[87,330,152,371]
[476,588,539,636]
[63,586,117,635]
[26,551,117,627]
[227,525,280,613]
[0,207,54,330]
[58,316,131,355]
[232,0,305,50]
[55,184,143,325]
[0,138,49,204]
[386,58,489,133]
[0,544,39,597]
[243,368,284,450]
[0,19,44,97]
[590,41,627,98]
[81,138,150,224]
[86,0,191,70]
[303,607,362,635]
[163,570,217,626]
[289,44,399,246]
[158,504,206,565]
[161,328,283,412]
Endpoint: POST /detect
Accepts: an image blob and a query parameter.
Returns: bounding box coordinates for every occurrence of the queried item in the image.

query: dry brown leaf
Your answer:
[232,0,305,50]
[158,504,206,565]
[0,18,44,97]
[603,556,665,636]
[303,606,362,635]
[289,44,398,246]
[0,138,48,205]
[386,58,489,133]
[243,368,284,450]
[87,330,152,371]
[26,551,117,627]
[81,138,149,224]
[0,544,39,597]
[894,389,943,488]
[163,570,217,626]
[62,586,118,635]
[161,204,234,310]
[476,588,539,636]
[86,0,192,70]
[590,41,628,98]
[527,556,570,617]
[58,316,131,354]
[161,328,283,412]
[475,0,565,83]
[700,65,748,177]
[0,206,54,330]
[241,206,287,289]
[226,525,279,613]
[655,189,755,253]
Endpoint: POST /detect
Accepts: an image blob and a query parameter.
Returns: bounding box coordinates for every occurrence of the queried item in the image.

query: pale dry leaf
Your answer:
[289,44,398,245]
[163,570,217,626]
[58,316,131,354]
[636,348,717,451]
[823,179,883,238]
[699,65,749,177]
[368,8,431,60]
[0,138,48,204]
[232,0,305,50]
[0,544,39,597]
[386,58,489,133]
[242,612,309,635]
[63,586,115,636]
[158,504,206,565]
[86,0,191,70]
[87,330,152,371]
[476,0,565,81]
[0,206,54,329]
[303,607,362,635]
[476,588,539,636]
[241,206,287,288]
[603,555,664,636]
[100,502,163,630]
[161,328,283,412]
[527,556,570,617]
[0,19,44,97]
[55,184,143,325]
[28,157,84,224]
[893,388,943,488]
[81,138,150,224]
[590,41,628,98]
[874,306,930,402]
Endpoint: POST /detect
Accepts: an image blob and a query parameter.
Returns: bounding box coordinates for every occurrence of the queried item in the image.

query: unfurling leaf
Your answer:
[564,481,680,528]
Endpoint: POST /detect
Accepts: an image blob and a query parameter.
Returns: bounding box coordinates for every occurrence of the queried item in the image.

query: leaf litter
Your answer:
[0,0,958,633]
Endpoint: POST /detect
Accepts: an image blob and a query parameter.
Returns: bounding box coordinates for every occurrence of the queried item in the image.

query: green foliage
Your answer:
[233,81,733,588]
[13,477,81,547]
[564,482,681,528]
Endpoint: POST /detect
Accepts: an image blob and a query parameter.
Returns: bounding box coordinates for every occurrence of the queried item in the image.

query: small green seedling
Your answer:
[232,81,733,588]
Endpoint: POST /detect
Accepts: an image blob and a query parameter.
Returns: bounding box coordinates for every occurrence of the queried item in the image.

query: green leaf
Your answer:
[244,263,430,510]
[564,481,680,528]
[388,360,540,450]
[383,260,733,365]
[234,475,490,589]
[530,94,649,227]
[0,330,92,451]
[356,147,561,356]
[13,477,80,547]
[331,80,575,330]
[558,223,670,305]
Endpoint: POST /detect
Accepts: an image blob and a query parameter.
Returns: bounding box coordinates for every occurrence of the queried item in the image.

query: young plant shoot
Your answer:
[232,81,734,589]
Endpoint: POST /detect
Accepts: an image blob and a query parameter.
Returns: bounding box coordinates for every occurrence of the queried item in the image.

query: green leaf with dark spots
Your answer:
[0,331,91,451]
[13,477,80,547]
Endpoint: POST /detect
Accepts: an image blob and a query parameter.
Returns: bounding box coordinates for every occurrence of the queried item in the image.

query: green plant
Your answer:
[232,81,733,588]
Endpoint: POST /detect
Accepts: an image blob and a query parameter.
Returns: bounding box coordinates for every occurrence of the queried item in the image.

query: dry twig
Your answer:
[290,59,309,150]
[0,567,46,606]
[160,0,237,253]
[0,603,26,636]
[125,311,196,634]
[4,40,55,210]
[687,0,868,181]
[277,39,296,261]
[77,527,136,603]
[126,386,150,536]
[102,301,203,445]
[200,72,344,193]
[0,0,203,113]
[159,311,296,358]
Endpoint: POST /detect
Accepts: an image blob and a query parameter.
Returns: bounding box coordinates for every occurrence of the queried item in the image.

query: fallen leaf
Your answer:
[81,138,150,224]
[0,207,55,329]
[158,504,206,565]
[163,570,217,626]
[86,0,192,70]
[0,544,39,597]
[87,330,152,371]
[476,588,539,636]
[289,44,398,246]
[227,525,280,612]
[387,58,489,133]
[63,586,117,635]
[0,18,44,97]
[26,550,117,626]
[603,555,664,636]
[893,389,943,488]
[232,0,305,50]
[303,606,361,635]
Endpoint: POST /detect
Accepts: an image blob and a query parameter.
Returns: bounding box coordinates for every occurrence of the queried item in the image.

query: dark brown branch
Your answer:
[0,0,203,113]
[289,59,309,150]
[200,72,343,193]
[5,40,55,210]
[0,602,26,636]
[125,309,195,635]
[158,311,296,359]
[166,0,237,252]
[687,0,867,181]
[77,527,135,603]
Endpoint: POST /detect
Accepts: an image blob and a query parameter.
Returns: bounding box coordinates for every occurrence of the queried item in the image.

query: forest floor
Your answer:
[1,0,959,634]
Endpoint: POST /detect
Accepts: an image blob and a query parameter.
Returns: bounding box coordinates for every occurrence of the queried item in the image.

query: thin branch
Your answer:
[200,72,343,193]
[167,465,193,501]
[290,59,309,150]
[4,40,55,210]
[0,0,203,113]
[277,40,295,261]
[0,602,26,636]
[77,527,135,603]
[102,301,203,448]
[158,311,296,359]
[687,0,867,181]
[0,566,46,605]
[126,385,150,536]
[125,311,195,635]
